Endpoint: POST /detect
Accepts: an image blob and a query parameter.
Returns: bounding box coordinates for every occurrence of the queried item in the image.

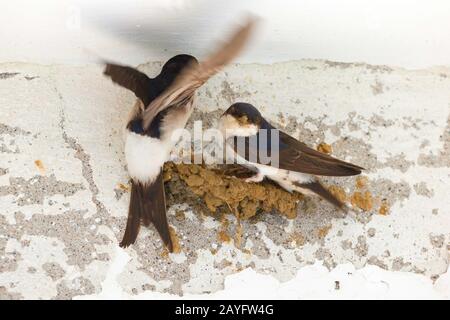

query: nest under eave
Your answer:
[163,162,304,220]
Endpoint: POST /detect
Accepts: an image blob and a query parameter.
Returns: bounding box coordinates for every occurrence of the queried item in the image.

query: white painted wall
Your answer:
[1,0,450,68]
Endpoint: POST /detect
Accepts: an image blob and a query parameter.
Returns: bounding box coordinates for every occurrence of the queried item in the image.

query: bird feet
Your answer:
[245,172,264,183]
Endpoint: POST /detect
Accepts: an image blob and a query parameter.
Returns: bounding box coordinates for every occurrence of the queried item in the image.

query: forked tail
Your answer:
[120,170,173,251]
[295,180,347,211]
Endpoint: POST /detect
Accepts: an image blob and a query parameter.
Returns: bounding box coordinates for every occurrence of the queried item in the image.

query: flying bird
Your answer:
[103,19,257,251]
[218,102,364,209]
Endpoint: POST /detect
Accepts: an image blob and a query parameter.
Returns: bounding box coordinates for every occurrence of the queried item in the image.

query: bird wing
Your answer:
[142,18,257,130]
[231,128,363,177]
[277,131,364,176]
[103,63,153,106]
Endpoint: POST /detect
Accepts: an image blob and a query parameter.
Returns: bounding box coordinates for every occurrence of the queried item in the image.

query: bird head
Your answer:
[160,54,198,79]
[218,102,263,138]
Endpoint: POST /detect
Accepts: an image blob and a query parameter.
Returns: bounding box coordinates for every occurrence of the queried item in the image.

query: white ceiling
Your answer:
[1,0,450,69]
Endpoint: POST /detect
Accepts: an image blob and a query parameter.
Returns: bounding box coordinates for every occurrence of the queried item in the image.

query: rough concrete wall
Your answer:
[0,60,449,299]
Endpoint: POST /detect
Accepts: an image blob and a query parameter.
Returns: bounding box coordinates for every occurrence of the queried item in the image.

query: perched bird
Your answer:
[103,19,257,251]
[218,102,364,209]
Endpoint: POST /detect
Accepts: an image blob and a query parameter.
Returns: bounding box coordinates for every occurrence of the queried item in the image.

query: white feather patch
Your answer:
[219,114,258,138]
[125,131,169,183]
[229,145,314,192]
[124,98,195,184]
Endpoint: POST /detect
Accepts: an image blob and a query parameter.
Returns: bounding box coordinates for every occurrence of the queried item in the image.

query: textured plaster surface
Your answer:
[0,60,449,299]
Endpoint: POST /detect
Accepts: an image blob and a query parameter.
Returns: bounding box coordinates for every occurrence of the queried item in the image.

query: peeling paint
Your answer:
[0,60,449,299]
[0,175,84,206]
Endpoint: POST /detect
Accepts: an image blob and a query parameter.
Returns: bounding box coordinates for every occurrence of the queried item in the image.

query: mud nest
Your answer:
[163,162,304,220]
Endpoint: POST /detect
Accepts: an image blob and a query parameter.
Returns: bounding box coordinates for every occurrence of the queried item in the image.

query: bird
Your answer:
[103,19,257,251]
[103,54,197,250]
[218,102,364,209]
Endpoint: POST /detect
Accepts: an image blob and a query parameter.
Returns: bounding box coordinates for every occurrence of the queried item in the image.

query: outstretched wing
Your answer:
[142,17,258,130]
[103,63,154,106]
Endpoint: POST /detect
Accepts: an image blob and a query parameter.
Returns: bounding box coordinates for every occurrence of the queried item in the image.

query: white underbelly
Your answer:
[260,164,314,191]
[229,145,284,176]
[125,131,169,183]
[123,97,195,183]
[230,146,314,192]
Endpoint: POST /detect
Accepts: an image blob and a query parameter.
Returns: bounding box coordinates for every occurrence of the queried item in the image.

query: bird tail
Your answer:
[294,180,346,211]
[120,171,173,252]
